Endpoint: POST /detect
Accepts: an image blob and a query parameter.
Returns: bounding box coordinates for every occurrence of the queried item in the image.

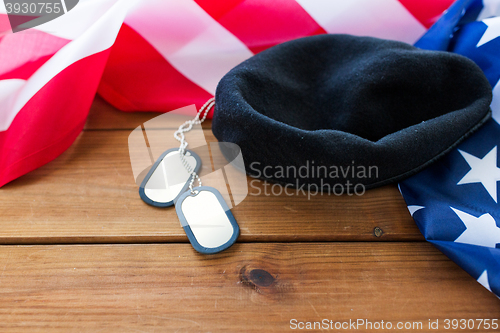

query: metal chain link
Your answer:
[173,98,215,193]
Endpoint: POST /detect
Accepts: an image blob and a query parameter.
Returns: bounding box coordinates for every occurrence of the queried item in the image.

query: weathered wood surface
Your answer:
[0,243,498,333]
[0,96,496,332]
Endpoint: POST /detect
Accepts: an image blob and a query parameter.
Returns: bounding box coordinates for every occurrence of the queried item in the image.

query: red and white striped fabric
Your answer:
[0,0,454,187]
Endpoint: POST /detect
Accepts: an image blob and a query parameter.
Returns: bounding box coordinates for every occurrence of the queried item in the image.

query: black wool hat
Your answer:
[212,34,492,190]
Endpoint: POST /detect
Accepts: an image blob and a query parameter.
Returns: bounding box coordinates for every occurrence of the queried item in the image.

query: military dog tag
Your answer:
[175,186,239,254]
[139,148,201,207]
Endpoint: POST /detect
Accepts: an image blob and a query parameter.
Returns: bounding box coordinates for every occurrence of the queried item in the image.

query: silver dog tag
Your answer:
[176,186,239,254]
[139,148,201,207]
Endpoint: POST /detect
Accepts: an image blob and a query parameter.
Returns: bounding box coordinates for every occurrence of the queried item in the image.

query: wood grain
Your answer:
[84,95,162,130]
[0,95,497,332]
[84,95,213,130]
[0,243,497,333]
[0,129,419,244]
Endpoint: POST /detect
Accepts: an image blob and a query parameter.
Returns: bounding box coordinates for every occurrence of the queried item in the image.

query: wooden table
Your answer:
[0,96,498,332]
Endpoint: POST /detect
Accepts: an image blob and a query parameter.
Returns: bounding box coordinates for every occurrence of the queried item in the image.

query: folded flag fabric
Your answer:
[400,0,500,298]
[0,0,452,187]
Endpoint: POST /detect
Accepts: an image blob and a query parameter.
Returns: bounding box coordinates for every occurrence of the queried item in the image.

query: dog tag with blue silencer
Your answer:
[176,186,239,254]
[139,148,201,207]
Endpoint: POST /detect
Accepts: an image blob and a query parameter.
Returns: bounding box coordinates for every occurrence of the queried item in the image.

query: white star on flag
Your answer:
[478,0,500,21]
[492,80,500,122]
[477,270,492,292]
[457,146,500,202]
[477,17,500,47]
[407,205,424,216]
[477,270,500,298]
[451,207,500,248]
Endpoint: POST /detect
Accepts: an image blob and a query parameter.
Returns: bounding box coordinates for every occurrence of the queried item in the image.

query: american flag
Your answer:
[0,0,451,187]
[3,0,498,297]
[400,0,500,298]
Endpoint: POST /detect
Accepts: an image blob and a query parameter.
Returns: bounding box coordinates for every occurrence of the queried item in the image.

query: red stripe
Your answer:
[194,0,326,54]
[0,49,111,187]
[0,28,70,80]
[398,0,455,28]
[97,23,213,114]
[0,14,12,33]
[0,54,53,80]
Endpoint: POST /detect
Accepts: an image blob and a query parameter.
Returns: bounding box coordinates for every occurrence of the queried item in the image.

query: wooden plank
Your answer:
[84,95,213,130]
[84,95,161,130]
[0,243,497,332]
[0,129,420,244]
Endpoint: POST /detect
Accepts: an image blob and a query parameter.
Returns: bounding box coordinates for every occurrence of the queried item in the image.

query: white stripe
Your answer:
[33,0,120,40]
[0,0,120,40]
[125,0,253,95]
[295,0,426,44]
[0,0,137,132]
[0,79,26,128]
[61,0,68,14]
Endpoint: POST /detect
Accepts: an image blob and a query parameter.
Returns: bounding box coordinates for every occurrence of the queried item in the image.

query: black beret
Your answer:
[212,34,492,191]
